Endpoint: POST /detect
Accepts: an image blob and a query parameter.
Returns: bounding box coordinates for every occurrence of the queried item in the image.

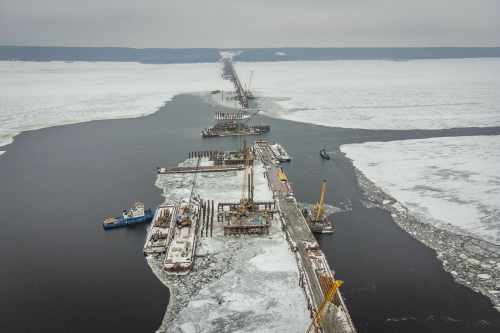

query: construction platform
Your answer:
[143,205,177,255]
[158,165,243,174]
[202,121,270,138]
[163,197,201,273]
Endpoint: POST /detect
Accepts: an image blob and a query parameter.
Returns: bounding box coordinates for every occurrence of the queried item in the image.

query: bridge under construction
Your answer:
[223,58,249,108]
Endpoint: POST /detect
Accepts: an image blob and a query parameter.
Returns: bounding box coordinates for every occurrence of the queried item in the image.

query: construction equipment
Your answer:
[305,280,344,333]
[236,147,252,218]
[312,180,326,222]
[303,180,333,233]
[176,219,191,227]
[176,157,201,227]
[246,167,254,210]
[242,110,260,125]
[237,108,242,155]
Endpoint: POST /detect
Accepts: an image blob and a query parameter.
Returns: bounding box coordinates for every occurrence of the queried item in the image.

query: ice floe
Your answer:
[341,136,500,245]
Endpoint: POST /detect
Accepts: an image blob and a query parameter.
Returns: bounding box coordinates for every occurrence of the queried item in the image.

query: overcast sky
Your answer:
[1,0,498,48]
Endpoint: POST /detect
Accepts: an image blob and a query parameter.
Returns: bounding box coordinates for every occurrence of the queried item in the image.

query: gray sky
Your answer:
[1,0,498,47]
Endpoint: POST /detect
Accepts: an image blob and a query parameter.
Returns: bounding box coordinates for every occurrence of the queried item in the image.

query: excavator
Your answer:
[176,205,192,227]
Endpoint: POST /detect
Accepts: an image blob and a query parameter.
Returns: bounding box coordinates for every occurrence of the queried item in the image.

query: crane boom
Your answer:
[306,280,344,333]
[237,147,251,218]
[242,110,260,125]
[248,71,253,93]
[315,180,326,221]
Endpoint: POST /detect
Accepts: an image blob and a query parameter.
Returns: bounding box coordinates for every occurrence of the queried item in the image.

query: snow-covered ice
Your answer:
[0,61,234,149]
[233,58,500,130]
[341,136,500,245]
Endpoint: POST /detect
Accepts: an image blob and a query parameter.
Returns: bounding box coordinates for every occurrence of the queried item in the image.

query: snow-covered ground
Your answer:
[233,58,500,130]
[150,158,311,332]
[0,61,234,151]
[341,136,500,245]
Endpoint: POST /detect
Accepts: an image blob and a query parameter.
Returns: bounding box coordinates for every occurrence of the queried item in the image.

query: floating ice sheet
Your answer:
[341,136,500,245]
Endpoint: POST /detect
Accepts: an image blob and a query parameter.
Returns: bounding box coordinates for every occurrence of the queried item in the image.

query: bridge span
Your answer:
[223,58,249,108]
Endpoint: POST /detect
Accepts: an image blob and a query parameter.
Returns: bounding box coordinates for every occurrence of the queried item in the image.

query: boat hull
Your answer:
[103,208,154,229]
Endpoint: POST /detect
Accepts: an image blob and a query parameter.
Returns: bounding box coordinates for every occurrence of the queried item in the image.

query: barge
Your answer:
[163,197,201,273]
[143,205,177,255]
[269,142,291,162]
[103,202,153,229]
[202,120,270,138]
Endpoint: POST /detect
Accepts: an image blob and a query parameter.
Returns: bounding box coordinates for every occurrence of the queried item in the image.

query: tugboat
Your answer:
[320,147,330,159]
[103,202,154,229]
[201,130,220,138]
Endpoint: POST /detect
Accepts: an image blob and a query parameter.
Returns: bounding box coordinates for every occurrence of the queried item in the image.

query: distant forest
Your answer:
[1,46,499,63]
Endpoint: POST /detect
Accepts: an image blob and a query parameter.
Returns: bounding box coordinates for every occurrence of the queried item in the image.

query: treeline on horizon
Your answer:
[1,46,499,63]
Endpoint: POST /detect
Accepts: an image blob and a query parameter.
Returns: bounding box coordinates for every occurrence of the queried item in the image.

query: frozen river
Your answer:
[1,59,500,332]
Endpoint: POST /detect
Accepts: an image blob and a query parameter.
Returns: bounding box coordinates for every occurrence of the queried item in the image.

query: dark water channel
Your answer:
[1,94,499,332]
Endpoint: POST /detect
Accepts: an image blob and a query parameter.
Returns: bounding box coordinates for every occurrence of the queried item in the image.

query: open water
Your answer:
[1,94,500,332]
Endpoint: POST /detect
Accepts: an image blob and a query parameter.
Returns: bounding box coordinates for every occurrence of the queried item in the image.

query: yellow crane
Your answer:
[305,280,344,333]
[312,180,326,222]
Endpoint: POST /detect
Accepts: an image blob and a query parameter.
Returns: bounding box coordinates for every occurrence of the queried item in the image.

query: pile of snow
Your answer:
[233,58,500,130]
[341,136,500,245]
[0,61,234,149]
